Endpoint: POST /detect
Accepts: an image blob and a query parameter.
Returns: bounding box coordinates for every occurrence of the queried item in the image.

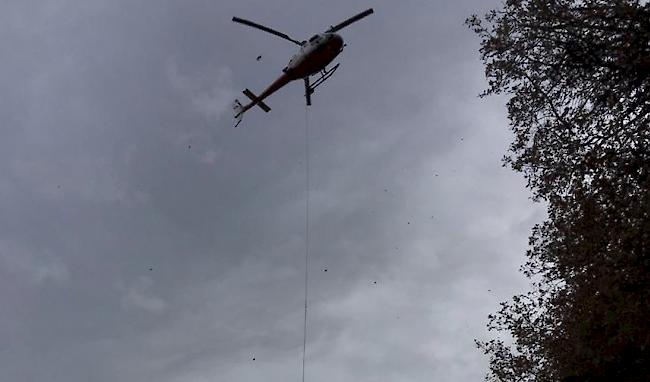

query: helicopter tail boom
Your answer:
[232,88,272,127]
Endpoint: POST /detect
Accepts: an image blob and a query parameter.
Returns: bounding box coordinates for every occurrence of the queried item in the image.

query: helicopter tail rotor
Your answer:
[233,99,245,127]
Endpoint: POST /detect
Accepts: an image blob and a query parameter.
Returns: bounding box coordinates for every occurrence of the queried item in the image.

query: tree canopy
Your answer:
[467,1,650,380]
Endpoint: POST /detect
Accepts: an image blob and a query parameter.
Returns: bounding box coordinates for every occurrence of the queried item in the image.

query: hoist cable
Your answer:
[301,104,310,382]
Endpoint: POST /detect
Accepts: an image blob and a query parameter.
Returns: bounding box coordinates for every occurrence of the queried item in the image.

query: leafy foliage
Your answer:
[467,1,650,380]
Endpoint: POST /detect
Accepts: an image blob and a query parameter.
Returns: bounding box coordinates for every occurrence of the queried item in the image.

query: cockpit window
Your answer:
[309,35,319,43]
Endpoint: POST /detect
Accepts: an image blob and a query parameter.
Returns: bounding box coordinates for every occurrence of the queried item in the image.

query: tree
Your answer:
[467,1,650,380]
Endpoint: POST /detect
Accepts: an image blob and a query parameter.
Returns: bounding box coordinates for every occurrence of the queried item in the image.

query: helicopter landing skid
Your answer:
[304,63,340,106]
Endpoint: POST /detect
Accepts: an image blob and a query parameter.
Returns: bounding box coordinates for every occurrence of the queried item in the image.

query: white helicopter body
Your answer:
[232,9,373,126]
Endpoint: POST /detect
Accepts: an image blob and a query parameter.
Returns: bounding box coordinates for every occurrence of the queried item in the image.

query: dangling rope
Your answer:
[301,104,310,382]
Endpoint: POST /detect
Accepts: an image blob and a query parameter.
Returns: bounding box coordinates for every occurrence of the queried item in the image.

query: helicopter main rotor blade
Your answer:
[232,17,303,46]
[326,8,374,33]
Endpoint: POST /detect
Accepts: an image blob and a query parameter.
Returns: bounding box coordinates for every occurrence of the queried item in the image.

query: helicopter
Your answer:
[232,8,374,127]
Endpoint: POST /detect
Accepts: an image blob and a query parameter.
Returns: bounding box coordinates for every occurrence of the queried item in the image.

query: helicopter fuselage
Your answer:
[239,33,343,114]
[285,33,344,78]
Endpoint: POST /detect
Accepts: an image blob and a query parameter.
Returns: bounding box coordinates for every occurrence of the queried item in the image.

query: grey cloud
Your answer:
[0,1,544,381]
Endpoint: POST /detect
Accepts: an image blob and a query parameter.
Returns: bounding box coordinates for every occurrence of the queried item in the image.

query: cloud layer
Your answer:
[0,1,545,381]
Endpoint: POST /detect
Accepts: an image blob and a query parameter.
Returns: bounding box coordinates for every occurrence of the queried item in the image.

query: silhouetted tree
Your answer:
[467,1,650,380]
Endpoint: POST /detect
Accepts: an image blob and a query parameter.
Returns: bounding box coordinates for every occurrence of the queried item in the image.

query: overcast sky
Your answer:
[0,1,546,381]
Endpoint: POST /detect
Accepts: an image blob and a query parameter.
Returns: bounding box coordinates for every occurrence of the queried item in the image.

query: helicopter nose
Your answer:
[331,34,343,50]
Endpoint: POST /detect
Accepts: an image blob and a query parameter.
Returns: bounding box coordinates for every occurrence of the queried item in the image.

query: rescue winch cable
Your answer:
[302,104,310,382]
